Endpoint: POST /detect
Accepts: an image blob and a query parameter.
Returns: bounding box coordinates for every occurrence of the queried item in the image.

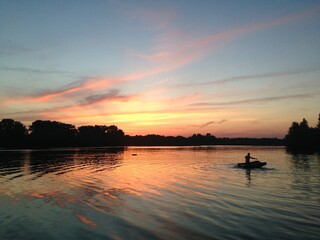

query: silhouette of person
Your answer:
[245,153,257,166]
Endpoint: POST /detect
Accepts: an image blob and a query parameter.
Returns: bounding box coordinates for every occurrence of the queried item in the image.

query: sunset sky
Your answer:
[1,0,320,138]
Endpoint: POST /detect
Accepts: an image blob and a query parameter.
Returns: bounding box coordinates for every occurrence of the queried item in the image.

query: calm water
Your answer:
[0,146,319,240]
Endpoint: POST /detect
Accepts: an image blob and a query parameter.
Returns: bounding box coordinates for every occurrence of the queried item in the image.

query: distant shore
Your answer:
[2,115,320,152]
[123,135,284,146]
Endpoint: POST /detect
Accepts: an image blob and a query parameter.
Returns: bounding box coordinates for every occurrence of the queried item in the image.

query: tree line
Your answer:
[0,119,125,148]
[285,113,320,152]
[1,115,318,150]
[0,118,285,149]
[124,134,283,146]
[125,133,219,146]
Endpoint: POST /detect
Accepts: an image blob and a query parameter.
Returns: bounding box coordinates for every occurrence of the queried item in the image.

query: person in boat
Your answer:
[245,153,257,166]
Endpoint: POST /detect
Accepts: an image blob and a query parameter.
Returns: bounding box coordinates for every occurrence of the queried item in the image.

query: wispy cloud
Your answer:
[211,66,320,85]
[0,66,76,75]
[171,66,320,88]
[81,89,138,105]
[5,90,199,121]
[14,77,121,102]
[23,81,87,102]
[15,66,174,103]
[191,93,314,107]
[130,5,320,83]
[0,42,34,56]
[199,119,227,128]
[82,89,120,105]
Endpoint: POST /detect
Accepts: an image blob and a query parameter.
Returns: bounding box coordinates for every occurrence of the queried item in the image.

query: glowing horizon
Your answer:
[1,1,320,138]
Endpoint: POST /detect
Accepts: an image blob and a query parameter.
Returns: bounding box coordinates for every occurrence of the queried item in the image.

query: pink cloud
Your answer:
[132,5,320,74]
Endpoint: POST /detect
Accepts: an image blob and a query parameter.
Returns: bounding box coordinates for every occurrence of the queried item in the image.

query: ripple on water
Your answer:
[0,147,320,240]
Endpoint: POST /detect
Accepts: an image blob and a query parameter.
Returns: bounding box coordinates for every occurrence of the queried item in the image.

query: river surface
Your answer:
[0,146,319,240]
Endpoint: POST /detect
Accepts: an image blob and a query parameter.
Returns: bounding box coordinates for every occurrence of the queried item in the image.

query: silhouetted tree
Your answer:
[189,133,217,145]
[77,125,125,146]
[77,125,107,146]
[285,114,320,151]
[29,120,77,148]
[313,114,320,150]
[0,119,28,148]
[105,125,125,146]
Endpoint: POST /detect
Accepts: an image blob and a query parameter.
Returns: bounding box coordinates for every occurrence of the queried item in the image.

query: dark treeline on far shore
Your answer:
[0,115,319,150]
[0,114,320,152]
[125,134,283,146]
[0,118,283,149]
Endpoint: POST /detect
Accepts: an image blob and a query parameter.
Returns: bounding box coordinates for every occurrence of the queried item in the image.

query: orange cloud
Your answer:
[27,86,83,102]
[76,215,97,227]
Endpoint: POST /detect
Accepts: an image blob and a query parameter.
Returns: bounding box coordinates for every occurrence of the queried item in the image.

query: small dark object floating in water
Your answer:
[237,160,267,169]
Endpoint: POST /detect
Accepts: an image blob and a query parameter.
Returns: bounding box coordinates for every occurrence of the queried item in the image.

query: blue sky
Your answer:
[1,0,320,137]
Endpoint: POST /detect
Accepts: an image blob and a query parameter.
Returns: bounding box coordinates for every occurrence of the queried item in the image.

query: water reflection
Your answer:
[28,151,75,178]
[290,154,311,171]
[0,151,28,177]
[288,153,320,191]
[245,169,251,186]
[0,148,127,214]
[1,148,124,179]
[0,147,319,240]
[0,152,33,185]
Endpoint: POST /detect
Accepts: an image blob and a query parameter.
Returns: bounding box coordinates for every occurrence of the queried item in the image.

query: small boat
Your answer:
[237,160,267,169]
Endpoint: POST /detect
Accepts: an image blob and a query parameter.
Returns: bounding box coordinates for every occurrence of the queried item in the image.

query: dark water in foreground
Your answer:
[0,146,319,240]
